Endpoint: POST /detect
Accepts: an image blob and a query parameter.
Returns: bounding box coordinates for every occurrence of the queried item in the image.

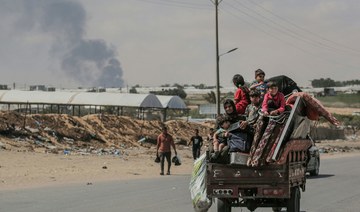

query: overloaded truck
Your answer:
[205,96,316,212]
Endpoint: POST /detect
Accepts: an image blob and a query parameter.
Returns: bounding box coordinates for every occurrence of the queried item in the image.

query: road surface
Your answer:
[1,154,360,212]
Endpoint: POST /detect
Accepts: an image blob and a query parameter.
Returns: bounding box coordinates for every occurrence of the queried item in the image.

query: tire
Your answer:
[309,158,320,176]
[217,198,232,212]
[272,207,282,212]
[287,187,300,212]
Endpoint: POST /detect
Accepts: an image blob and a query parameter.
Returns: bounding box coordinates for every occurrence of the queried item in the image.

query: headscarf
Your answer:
[223,99,241,123]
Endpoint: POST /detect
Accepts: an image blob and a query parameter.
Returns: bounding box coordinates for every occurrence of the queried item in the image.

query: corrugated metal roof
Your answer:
[0,90,76,104]
[157,95,187,109]
[0,90,188,109]
[0,90,165,108]
[69,92,163,107]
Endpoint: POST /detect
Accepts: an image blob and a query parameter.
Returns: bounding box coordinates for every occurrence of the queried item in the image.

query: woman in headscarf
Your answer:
[210,99,250,163]
[222,99,250,152]
[210,99,240,162]
[223,98,242,124]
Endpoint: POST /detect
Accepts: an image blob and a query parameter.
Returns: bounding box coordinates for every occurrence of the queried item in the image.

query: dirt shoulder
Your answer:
[0,147,195,191]
[2,139,360,191]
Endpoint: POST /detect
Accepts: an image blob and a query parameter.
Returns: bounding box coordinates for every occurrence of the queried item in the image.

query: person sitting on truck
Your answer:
[232,74,250,115]
[222,98,253,153]
[262,81,286,117]
[223,98,244,123]
[239,90,261,135]
[249,69,267,99]
[206,128,214,148]
[211,115,231,160]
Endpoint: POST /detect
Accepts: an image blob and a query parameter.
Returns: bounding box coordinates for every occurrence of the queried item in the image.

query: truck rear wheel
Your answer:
[217,198,231,212]
[287,187,300,212]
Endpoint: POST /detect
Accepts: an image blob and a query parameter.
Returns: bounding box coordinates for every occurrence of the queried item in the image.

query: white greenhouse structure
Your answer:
[0,90,188,121]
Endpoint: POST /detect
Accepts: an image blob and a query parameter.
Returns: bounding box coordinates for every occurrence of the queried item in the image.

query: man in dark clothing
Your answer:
[188,129,203,160]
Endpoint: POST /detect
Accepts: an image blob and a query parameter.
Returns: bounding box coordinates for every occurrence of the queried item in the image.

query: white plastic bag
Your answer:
[189,153,212,212]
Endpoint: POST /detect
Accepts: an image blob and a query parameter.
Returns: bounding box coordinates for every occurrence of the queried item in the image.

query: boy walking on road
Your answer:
[188,129,203,160]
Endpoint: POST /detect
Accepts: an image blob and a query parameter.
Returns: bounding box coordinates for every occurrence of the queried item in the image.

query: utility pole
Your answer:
[213,1,237,115]
[214,0,221,115]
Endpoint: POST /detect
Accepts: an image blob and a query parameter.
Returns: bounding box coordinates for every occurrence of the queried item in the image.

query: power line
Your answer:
[246,0,360,55]
[219,5,360,70]
[136,0,360,70]
[227,0,360,57]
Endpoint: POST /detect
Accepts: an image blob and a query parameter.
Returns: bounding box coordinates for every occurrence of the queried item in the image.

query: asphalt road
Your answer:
[1,155,360,212]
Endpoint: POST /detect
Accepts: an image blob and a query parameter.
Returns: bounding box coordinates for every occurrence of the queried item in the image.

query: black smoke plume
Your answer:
[1,0,124,87]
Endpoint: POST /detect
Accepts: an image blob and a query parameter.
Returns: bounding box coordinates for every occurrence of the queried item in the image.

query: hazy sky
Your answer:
[0,0,359,89]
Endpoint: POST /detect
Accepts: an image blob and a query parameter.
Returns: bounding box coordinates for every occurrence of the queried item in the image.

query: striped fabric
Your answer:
[286,92,340,126]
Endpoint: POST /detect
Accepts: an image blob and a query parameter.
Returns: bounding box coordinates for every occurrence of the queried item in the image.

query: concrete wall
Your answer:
[310,126,345,140]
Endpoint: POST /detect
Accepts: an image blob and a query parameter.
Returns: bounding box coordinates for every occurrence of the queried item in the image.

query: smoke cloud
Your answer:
[1,0,124,87]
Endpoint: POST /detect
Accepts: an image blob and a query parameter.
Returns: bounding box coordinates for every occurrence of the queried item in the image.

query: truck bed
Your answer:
[206,139,311,199]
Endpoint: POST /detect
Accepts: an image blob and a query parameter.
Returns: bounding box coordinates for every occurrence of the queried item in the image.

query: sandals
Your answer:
[160,171,170,175]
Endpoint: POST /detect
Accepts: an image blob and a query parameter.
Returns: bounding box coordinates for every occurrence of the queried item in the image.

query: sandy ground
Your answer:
[0,147,197,191]
[1,139,360,191]
[326,107,360,115]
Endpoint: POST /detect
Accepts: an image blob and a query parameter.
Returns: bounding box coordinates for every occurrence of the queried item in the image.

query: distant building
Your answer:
[29,85,46,91]
[199,104,225,118]
[87,87,106,92]
[324,87,336,96]
[0,84,8,90]
[98,87,106,92]
[47,87,56,92]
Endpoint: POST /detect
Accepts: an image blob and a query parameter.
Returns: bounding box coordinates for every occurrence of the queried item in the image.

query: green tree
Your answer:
[204,91,232,104]
[150,88,187,99]
[129,87,137,93]
[309,77,360,87]
[311,78,336,88]
[172,83,184,89]
[204,91,216,103]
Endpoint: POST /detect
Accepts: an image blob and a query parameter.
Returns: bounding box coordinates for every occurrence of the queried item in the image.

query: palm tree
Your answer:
[204,91,216,103]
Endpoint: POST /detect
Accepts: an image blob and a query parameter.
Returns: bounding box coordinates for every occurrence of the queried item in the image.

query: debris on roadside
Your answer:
[0,111,211,156]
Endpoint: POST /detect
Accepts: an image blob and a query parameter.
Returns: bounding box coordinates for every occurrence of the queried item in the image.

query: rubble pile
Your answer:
[0,111,212,154]
[318,145,360,154]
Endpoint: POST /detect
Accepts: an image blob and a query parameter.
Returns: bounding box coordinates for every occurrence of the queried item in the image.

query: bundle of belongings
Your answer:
[189,154,212,212]
[172,155,182,166]
[246,92,339,167]
[266,75,302,96]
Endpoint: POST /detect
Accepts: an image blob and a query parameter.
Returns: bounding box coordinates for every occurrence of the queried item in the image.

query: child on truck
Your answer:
[239,89,261,134]
[262,81,286,116]
[211,115,231,160]
[232,74,250,114]
[250,69,267,99]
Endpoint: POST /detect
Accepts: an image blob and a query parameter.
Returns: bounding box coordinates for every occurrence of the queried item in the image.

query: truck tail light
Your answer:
[263,188,284,196]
